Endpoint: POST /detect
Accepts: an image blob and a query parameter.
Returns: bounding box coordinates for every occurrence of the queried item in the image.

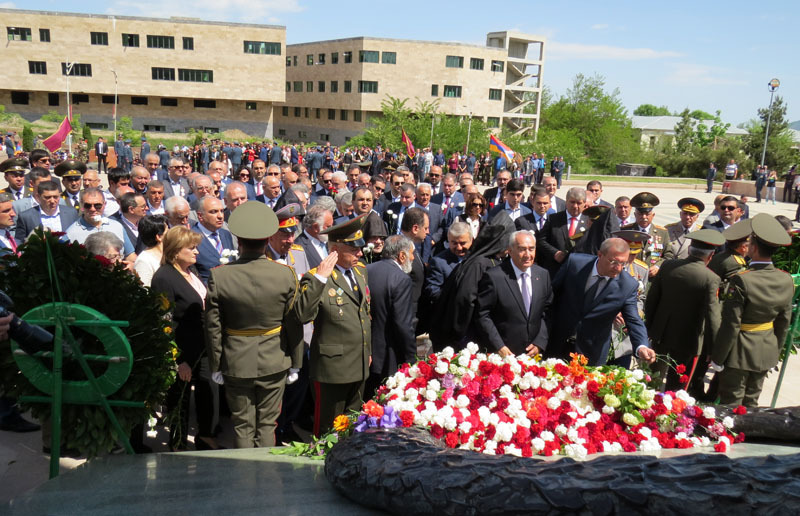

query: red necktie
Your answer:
[444,196,450,214]
[568,217,577,237]
[5,230,18,256]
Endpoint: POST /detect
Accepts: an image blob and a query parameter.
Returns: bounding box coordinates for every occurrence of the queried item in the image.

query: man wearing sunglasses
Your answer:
[25,149,61,193]
[703,195,742,232]
[65,187,135,260]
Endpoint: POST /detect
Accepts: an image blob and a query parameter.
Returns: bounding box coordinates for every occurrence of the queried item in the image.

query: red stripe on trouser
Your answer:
[313,381,321,438]
[685,356,700,388]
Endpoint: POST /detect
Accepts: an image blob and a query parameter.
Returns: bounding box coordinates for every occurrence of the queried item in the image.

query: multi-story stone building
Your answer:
[1,9,286,136]
[277,31,545,145]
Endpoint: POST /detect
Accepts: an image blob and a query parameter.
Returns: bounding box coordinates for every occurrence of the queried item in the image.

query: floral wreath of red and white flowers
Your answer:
[347,344,745,458]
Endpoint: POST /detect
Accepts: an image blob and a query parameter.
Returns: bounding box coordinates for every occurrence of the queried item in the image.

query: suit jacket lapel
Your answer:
[502,261,527,317]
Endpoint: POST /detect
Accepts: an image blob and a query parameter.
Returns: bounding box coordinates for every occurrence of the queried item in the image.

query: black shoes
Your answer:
[0,412,40,433]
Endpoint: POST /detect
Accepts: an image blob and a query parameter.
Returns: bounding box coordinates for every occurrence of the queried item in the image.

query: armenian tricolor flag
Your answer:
[489,134,515,161]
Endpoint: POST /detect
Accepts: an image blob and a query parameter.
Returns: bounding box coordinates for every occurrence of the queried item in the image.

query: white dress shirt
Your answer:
[40,207,62,233]
[304,230,328,259]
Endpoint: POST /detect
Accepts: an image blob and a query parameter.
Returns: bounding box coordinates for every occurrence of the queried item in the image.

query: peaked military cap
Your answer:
[678,197,705,214]
[686,228,725,249]
[275,203,304,233]
[362,211,388,240]
[54,159,87,177]
[0,157,28,174]
[583,205,610,221]
[630,192,660,213]
[322,213,368,247]
[722,219,753,242]
[751,213,791,247]
[228,201,278,240]
[612,229,650,254]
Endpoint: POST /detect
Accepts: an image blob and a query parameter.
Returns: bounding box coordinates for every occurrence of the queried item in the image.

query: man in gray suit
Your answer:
[161,158,191,199]
[16,181,79,241]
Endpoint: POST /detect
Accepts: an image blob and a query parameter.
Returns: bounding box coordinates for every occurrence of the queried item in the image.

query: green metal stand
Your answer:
[770,269,800,407]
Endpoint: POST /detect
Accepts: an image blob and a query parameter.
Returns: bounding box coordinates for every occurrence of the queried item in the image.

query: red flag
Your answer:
[43,116,72,152]
[401,129,415,158]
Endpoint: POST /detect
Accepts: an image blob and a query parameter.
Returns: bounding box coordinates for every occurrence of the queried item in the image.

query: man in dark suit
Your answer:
[230,142,243,171]
[111,192,147,253]
[269,142,282,165]
[476,230,551,357]
[703,195,740,232]
[371,176,389,215]
[548,239,656,366]
[383,184,419,234]
[488,179,532,222]
[400,207,429,328]
[431,173,464,215]
[294,204,334,269]
[365,235,417,396]
[140,138,151,164]
[424,221,472,303]
[15,181,79,241]
[191,196,235,283]
[537,187,589,276]
[94,137,109,174]
[162,159,191,200]
[586,180,613,208]
[516,187,552,236]
[483,169,512,210]
[543,176,566,212]
[415,182,444,245]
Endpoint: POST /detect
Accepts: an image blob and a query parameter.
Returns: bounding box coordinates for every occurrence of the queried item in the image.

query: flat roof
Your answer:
[287,36,506,51]
[0,8,285,30]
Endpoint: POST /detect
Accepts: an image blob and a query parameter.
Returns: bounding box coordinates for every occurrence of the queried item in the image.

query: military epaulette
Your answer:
[733,255,747,266]
[291,244,304,251]
[654,224,666,230]
[633,258,648,268]
[737,269,750,275]
[308,267,318,275]
[664,221,679,228]
[355,262,366,268]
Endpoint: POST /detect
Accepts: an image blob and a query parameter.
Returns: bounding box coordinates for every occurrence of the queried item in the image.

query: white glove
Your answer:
[708,361,724,373]
[286,368,300,385]
[211,371,225,385]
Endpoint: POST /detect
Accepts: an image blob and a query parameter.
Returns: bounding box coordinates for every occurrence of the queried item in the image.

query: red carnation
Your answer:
[679,374,689,385]
[521,445,533,458]
[554,363,569,376]
[485,426,496,440]
[733,405,747,415]
[430,424,445,439]
[734,432,745,443]
[714,442,727,453]
[445,432,459,448]
[399,410,415,427]
[417,361,433,379]
[586,381,599,394]
[473,434,486,449]
[675,364,687,374]
[622,442,636,453]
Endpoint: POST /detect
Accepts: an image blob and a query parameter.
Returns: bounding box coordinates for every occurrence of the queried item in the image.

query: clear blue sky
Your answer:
[11,0,799,126]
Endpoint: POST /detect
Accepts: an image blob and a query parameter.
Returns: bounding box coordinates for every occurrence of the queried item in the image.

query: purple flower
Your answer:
[354,414,369,433]
[380,406,400,428]
[442,374,455,390]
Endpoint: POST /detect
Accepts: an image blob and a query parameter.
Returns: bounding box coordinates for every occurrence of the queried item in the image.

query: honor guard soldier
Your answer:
[645,229,724,391]
[294,213,372,436]
[665,197,704,259]
[712,214,794,406]
[54,159,87,211]
[623,192,669,277]
[204,201,305,448]
[609,230,651,368]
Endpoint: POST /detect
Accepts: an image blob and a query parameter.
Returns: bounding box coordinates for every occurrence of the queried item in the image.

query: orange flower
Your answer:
[362,400,384,418]
[671,399,687,414]
[333,415,350,432]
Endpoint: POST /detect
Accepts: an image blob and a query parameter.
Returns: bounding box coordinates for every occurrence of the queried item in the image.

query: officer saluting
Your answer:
[204,201,304,448]
[712,214,794,406]
[294,213,372,436]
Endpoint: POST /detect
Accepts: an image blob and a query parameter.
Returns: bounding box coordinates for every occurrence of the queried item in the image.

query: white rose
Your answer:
[441,347,455,360]
[435,361,449,375]
[457,355,470,367]
[386,209,394,216]
[532,438,546,452]
[540,431,555,442]
[703,406,716,419]
[632,369,644,381]
[466,342,479,354]
[555,424,568,436]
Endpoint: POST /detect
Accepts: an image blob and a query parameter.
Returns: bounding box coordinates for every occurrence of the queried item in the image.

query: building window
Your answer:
[292,56,298,66]
[278,129,286,136]
[318,81,325,93]
[331,52,338,64]
[282,106,289,116]
[244,41,281,55]
[445,55,464,68]
[90,32,108,45]
[320,133,330,142]
[7,27,32,41]
[102,95,118,104]
[10,91,29,105]
[354,110,362,122]
[359,50,379,63]
[315,108,321,119]
[487,117,500,128]
[73,94,89,104]
[294,107,301,117]
[86,122,109,130]
[318,53,325,64]
[470,58,484,70]
[306,81,313,92]
[340,110,348,121]
[489,89,502,100]
[28,61,47,75]
[161,98,178,107]
[358,80,378,94]
[381,51,396,64]
[48,92,59,106]
[343,51,352,63]
[328,109,335,120]
[306,54,313,65]
[122,33,139,47]
[431,84,438,97]
[246,101,257,111]
[491,60,504,72]
[331,81,338,93]
[146,35,175,49]
[443,85,462,98]
[304,107,309,118]
[344,80,352,93]
[61,63,92,77]
[194,99,216,109]
[151,67,175,81]
[286,57,291,67]
[298,131,307,139]
[183,37,194,50]
[204,127,219,133]
[143,125,166,132]
[293,81,302,92]
[178,69,213,82]
[39,29,50,42]
[131,96,148,105]
[286,81,290,92]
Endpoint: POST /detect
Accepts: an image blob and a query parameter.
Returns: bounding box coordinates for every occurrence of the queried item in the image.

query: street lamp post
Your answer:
[760,78,780,167]
[111,69,118,139]
[429,110,436,149]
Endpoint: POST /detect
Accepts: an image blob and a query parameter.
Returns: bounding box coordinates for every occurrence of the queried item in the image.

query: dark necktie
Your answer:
[345,269,361,302]
[583,276,607,313]
[210,232,222,254]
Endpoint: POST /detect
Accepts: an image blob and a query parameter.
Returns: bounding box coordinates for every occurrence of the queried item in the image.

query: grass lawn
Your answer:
[568,174,706,185]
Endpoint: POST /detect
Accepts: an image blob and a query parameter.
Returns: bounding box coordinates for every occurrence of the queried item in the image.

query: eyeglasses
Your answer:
[36,158,51,163]
[429,173,441,177]
[373,186,385,192]
[83,203,104,210]
[471,203,484,207]
[719,205,737,211]
[603,255,626,268]
[392,182,403,186]
[239,173,250,178]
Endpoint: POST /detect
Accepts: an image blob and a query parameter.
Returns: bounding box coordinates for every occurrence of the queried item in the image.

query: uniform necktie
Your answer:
[520,271,531,315]
[345,269,361,302]
[568,217,577,237]
[210,231,222,254]
[684,228,690,235]
[5,230,18,256]
[15,191,21,200]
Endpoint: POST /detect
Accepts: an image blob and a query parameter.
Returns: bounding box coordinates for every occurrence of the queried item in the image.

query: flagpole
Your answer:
[465,111,473,155]
[65,62,73,157]
[111,69,118,140]
[429,109,436,149]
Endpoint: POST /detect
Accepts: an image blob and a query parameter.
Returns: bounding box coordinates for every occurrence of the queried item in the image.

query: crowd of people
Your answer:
[0,142,794,455]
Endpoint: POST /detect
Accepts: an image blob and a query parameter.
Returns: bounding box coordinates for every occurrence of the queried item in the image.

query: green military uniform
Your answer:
[645,229,724,391]
[663,197,706,260]
[54,160,86,212]
[712,214,794,406]
[293,214,372,436]
[708,250,748,282]
[204,202,304,448]
[622,222,669,269]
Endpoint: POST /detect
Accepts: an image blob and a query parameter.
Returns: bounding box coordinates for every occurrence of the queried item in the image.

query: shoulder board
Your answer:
[733,255,746,266]
[308,267,318,275]
[355,262,366,268]
[633,258,648,268]
[291,244,304,251]
[654,224,666,230]
[664,222,679,228]
[737,269,750,275]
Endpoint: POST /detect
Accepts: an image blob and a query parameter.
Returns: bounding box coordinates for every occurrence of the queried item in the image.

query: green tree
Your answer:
[743,96,795,169]
[22,125,34,152]
[633,104,671,116]
[673,108,694,153]
[82,124,94,149]
[694,110,730,149]
[689,109,714,120]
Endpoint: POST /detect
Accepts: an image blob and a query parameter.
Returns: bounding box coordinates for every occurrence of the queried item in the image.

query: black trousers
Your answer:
[166,359,214,449]
[97,155,107,173]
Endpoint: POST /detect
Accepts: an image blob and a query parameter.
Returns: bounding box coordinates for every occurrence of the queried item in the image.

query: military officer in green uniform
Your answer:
[644,229,724,391]
[622,192,670,278]
[709,220,750,283]
[712,214,794,406]
[294,213,372,436]
[664,197,704,260]
[204,201,304,448]
[609,230,651,368]
[54,159,86,211]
